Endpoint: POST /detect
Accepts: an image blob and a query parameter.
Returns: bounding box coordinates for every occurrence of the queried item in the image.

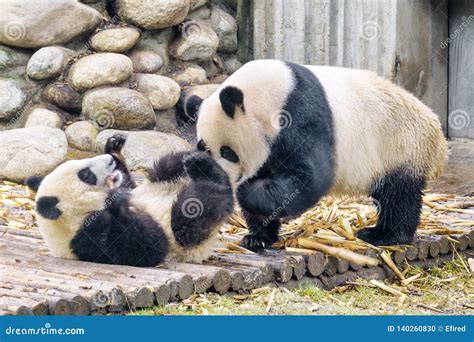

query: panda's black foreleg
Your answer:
[105,134,136,188]
[171,152,234,247]
[356,168,425,246]
[240,210,280,252]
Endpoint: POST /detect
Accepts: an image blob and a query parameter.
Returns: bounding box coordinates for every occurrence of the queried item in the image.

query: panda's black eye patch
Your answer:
[220,146,239,163]
[78,167,97,185]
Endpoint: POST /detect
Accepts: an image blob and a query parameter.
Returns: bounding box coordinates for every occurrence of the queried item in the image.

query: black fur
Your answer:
[36,196,62,220]
[105,134,136,188]
[71,189,169,267]
[25,176,44,192]
[171,152,234,247]
[148,151,191,182]
[238,62,335,251]
[219,86,244,118]
[78,168,97,185]
[356,168,425,245]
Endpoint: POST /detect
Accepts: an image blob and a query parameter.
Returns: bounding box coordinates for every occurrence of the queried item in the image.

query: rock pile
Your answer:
[0,0,241,182]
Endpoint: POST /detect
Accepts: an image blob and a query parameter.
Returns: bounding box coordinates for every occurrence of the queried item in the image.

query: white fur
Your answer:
[131,177,221,263]
[35,155,116,259]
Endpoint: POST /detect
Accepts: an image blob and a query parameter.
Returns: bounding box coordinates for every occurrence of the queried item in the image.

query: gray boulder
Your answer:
[134,74,181,110]
[129,50,163,73]
[0,79,27,121]
[24,108,62,128]
[82,87,156,130]
[0,127,67,182]
[169,20,219,61]
[115,0,190,30]
[0,0,101,48]
[211,7,237,53]
[68,53,133,92]
[65,121,99,152]
[90,27,140,53]
[96,129,191,169]
[27,46,75,80]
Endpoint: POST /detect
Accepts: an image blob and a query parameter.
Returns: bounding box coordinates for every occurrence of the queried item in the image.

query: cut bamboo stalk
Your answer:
[298,238,378,267]
[369,279,406,302]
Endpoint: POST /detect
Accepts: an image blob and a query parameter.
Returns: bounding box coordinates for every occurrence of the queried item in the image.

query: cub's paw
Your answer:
[105,134,127,154]
[241,233,277,252]
[184,152,216,178]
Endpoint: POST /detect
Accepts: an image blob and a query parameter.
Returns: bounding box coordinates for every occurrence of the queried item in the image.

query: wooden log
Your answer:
[393,249,406,265]
[324,256,337,276]
[405,245,418,261]
[303,252,325,276]
[154,284,171,306]
[427,235,450,254]
[0,296,45,316]
[318,267,390,290]
[287,255,306,280]
[2,245,190,302]
[1,236,192,291]
[364,249,379,266]
[126,286,155,309]
[0,226,42,239]
[221,252,292,283]
[468,230,474,248]
[335,257,349,274]
[168,263,231,294]
[349,259,363,271]
[210,254,274,283]
[416,239,429,260]
[452,234,469,251]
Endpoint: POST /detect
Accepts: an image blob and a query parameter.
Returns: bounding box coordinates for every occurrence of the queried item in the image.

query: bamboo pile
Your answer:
[0,180,473,315]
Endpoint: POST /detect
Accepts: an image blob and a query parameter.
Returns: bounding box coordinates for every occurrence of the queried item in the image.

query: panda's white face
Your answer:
[35,154,123,222]
[196,94,270,186]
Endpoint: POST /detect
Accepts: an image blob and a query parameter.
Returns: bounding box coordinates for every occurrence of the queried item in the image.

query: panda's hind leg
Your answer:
[356,167,425,246]
[171,152,234,247]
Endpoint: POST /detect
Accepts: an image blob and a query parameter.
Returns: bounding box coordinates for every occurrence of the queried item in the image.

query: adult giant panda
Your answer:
[26,135,234,266]
[185,59,447,251]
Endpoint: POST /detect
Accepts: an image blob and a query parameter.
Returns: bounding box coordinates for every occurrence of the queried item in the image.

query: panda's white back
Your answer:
[303,65,447,195]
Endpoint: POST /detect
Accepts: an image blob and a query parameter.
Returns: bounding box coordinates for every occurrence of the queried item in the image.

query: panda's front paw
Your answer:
[184,152,218,180]
[356,227,410,246]
[105,134,127,154]
[240,233,277,252]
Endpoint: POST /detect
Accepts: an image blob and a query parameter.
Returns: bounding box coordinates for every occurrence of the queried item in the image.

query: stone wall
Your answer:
[0,0,241,182]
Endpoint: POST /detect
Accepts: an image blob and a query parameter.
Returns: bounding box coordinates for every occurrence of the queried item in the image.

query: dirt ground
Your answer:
[132,257,473,316]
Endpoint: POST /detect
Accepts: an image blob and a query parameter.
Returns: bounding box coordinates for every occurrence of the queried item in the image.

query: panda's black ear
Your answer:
[25,176,44,192]
[36,196,62,220]
[177,92,203,122]
[219,86,244,118]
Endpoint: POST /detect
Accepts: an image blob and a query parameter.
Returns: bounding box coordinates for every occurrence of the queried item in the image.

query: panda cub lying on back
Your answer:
[26,135,234,266]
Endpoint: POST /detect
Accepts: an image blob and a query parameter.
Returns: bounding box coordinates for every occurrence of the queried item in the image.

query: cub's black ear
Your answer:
[36,196,62,220]
[177,93,203,123]
[219,86,244,118]
[25,176,44,192]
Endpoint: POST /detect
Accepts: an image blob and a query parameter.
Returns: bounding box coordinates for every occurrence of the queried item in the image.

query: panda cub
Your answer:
[26,135,234,266]
[186,59,448,251]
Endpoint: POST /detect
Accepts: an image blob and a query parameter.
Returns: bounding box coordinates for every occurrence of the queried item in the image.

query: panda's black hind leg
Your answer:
[356,168,425,246]
[240,210,280,252]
